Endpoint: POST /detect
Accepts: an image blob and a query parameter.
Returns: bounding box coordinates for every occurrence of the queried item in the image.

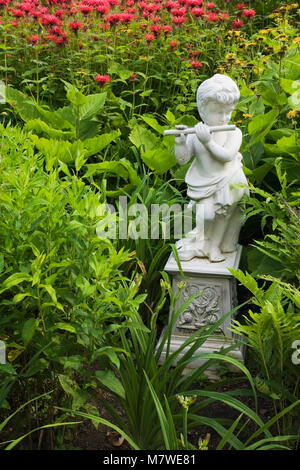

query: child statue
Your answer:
[173,74,249,262]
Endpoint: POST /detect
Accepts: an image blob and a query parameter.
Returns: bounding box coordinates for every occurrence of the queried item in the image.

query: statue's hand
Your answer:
[195,122,211,144]
[174,125,188,145]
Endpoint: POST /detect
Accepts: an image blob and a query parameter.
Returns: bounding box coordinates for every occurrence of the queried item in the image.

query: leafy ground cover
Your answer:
[0,0,299,451]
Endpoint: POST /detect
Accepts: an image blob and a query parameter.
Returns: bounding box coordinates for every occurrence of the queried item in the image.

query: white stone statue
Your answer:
[165,74,249,262]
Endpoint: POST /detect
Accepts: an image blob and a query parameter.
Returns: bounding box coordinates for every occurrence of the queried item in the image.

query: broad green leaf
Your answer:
[58,374,89,410]
[13,293,37,302]
[0,272,32,294]
[62,81,87,107]
[22,318,38,346]
[83,130,121,157]
[52,322,76,334]
[24,119,75,140]
[141,148,176,174]
[6,87,40,122]
[280,78,300,96]
[141,115,165,135]
[108,62,132,81]
[78,118,99,140]
[79,93,106,120]
[92,347,120,369]
[165,109,176,124]
[129,124,159,152]
[248,109,279,145]
[33,103,75,130]
[95,370,125,399]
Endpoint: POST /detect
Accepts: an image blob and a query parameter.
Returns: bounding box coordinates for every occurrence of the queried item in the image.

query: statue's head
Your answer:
[196,74,240,125]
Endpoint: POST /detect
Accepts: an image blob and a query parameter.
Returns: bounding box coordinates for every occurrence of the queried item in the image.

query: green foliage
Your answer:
[62,277,299,450]
[242,163,300,282]
[0,123,149,447]
[6,84,121,165]
[229,268,300,436]
[0,391,80,450]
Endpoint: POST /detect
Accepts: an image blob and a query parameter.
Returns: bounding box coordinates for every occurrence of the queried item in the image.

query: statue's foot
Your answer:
[221,243,237,253]
[178,248,206,261]
[209,248,226,263]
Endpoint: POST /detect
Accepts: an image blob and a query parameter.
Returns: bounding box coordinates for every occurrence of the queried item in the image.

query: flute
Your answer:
[164,124,236,136]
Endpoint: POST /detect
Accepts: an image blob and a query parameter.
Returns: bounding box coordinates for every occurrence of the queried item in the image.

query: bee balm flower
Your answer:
[94,75,110,86]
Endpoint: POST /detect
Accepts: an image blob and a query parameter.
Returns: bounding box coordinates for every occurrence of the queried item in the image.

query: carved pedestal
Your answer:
[158,246,244,370]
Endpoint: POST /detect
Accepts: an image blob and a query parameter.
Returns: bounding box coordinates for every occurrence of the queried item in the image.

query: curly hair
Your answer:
[196,74,240,118]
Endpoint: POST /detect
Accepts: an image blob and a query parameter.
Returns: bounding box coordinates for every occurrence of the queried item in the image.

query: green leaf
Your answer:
[248,109,279,144]
[165,109,176,124]
[144,372,177,450]
[95,370,125,399]
[24,119,75,140]
[58,374,88,410]
[129,124,159,152]
[6,87,40,122]
[83,130,121,157]
[52,322,76,334]
[63,81,87,107]
[108,62,132,81]
[0,272,32,294]
[216,413,243,450]
[141,115,165,135]
[22,318,38,346]
[13,292,37,302]
[141,147,176,174]
[280,78,300,96]
[57,407,140,450]
[23,358,48,377]
[79,93,106,120]
[92,347,120,369]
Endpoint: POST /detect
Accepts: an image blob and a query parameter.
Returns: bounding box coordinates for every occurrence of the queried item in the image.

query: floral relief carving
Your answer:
[177,284,222,334]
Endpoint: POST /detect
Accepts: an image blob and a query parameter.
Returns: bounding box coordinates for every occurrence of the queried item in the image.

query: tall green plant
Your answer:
[229,269,300,438]
[0,123,148,447]
[62,274,300,450]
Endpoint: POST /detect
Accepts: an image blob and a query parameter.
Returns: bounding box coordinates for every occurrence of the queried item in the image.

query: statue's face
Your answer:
[199,100,235,126]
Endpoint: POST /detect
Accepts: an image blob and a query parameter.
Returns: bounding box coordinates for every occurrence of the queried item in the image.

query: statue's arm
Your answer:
[207,128,242,163]
[195,124,242,163]
[174,126,194,166]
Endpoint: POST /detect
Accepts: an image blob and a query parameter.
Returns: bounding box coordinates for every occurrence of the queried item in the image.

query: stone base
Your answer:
[157,329,245,373]
[158,246,245,373]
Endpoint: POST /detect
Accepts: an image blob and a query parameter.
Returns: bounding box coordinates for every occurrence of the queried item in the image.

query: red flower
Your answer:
[232,19,243,29]
[236,3,246,9]
[28,34,40,45]
[95,75,110,86]
[162,25,173,33]
[191,7,204,17]
[129,73,138,82]
[170,40,178,49]
[206,2,215,9]
[243,8,255,18]
[185,0,203,6]
[190,60,203,70]
[11,8,25,17]
[144,33,155,43]
[41,14,62,26]
[171,7,186,15]
[79,5,93,15]
[69,21,83,32]
[150,24,161,35]
[96,5,110,15]
[172,15,186,24]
